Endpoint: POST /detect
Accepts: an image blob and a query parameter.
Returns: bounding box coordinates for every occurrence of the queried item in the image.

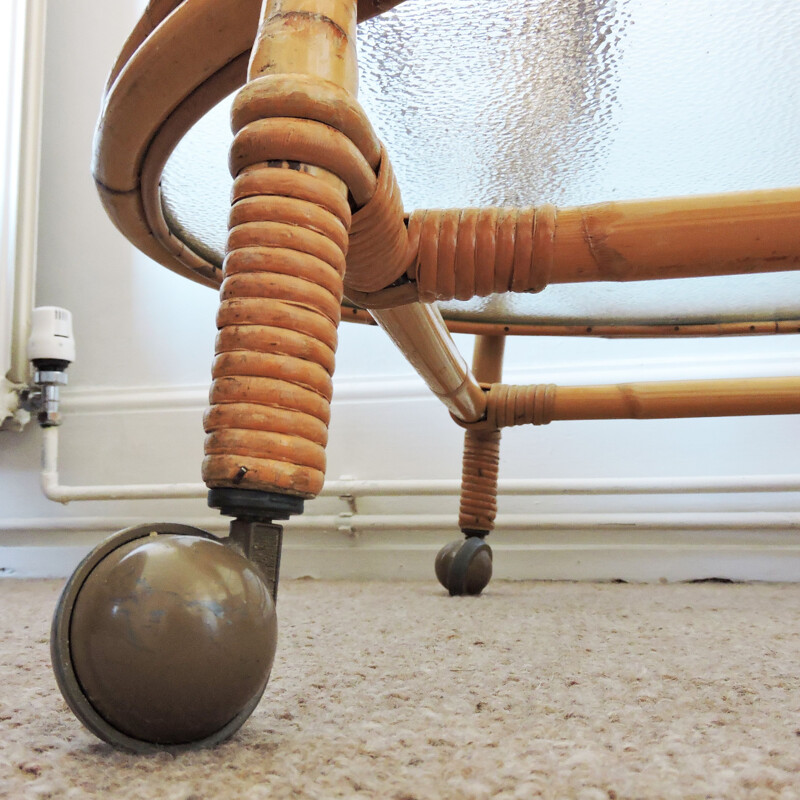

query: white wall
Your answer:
[1,0,799,581]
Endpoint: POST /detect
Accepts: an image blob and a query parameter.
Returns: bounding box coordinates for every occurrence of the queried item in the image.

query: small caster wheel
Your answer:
[435,536,493,596]
[51,523,277,752]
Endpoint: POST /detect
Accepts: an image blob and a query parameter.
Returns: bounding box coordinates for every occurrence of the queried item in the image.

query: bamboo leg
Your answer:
[435,334,505,596]
[458,335,506,534]
[370,303,486,422]
[204,0,358,520]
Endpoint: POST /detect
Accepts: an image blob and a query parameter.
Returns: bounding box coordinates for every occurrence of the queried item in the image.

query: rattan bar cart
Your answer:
[51,0,800,751]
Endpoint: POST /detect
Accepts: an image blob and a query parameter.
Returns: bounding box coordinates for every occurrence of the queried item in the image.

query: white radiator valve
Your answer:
[27,306,76,369]
[24,307,75,427]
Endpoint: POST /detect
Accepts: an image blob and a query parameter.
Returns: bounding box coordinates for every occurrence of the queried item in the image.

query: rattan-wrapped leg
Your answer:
[436,335,505,596]
[458,427,502,535]
[204,0,359,522]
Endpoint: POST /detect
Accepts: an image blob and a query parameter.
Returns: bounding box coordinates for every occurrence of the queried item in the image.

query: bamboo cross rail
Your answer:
[350,187,800,306]
[460,377,800,430]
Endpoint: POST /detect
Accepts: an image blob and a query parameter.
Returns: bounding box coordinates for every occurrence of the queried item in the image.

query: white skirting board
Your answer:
[3,525,800,582]
[1,363,800,580]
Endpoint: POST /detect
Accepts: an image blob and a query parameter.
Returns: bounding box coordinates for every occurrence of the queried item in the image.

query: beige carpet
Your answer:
[1,578,799,799]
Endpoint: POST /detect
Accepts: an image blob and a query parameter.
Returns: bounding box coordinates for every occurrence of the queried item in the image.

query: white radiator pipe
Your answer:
[293,512,800,531]
[40,426,203,503]
[321,476,800,496]
[40,425,800,504]
[5,512,800,535]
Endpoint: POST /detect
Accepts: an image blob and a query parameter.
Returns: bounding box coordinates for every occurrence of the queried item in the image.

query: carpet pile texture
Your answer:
[1,579,799,799]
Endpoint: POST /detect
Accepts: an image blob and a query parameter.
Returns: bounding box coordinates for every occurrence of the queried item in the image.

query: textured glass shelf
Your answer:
[161,0,800,326]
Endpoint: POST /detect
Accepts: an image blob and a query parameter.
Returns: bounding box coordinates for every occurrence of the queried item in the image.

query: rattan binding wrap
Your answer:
[458,428,502,533]
[407,205,557,302]
[203,156,350,496]
[485,383,558,428]
[452,382,552,532]
[228,74,415,292]
[456,383,556,530]
[203,72,365,496]
[204,68,415,497]
[345,146,415,293]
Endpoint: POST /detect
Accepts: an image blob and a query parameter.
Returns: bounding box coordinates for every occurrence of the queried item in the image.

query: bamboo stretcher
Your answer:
[95,0,800,587]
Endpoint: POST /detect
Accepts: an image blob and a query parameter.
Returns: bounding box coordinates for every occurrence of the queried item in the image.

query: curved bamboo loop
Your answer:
[229,118,377,206]
[93,0,407,291]
[231,74,381,169]
[105,1,407,97]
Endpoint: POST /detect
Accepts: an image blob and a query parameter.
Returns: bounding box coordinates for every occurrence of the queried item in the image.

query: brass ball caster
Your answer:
[51,523,277,752]
[435,536,493,596]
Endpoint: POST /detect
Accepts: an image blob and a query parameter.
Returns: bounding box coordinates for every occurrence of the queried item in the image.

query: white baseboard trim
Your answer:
[3,511,800,580]
[5,345,799,581]
[4,543,800,582]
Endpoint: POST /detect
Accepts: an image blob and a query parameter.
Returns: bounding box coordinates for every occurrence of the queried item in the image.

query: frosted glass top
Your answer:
[161,0,800,326]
